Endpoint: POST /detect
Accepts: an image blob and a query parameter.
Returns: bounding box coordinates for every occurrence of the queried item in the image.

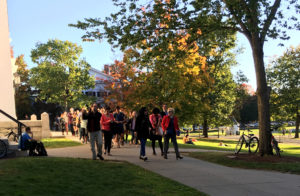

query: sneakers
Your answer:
[139,156,148,161]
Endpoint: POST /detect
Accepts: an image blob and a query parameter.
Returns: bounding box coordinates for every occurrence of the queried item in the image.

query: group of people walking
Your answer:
[56,104,183,161]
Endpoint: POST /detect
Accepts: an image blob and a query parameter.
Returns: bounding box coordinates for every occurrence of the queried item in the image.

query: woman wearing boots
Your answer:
[149,108,163,156]
[161,108,183,160]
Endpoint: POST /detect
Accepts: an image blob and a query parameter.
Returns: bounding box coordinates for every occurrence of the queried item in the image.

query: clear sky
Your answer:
[7,0,300,90]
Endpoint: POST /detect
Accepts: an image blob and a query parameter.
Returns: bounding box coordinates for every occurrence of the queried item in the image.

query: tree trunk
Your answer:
[295,109,299,138]
[250,37,272,155]
[203,118,208,138]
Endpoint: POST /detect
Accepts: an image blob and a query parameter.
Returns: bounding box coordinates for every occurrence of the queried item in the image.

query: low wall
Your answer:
[0,112,51,140]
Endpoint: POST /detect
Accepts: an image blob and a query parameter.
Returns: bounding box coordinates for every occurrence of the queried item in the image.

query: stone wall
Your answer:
[0,112,51,140]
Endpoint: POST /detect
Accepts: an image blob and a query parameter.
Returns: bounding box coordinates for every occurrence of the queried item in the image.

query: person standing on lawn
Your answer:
[87,103,104,160]
[135,107,152,161]
[161,108,183,160]
[100,106,114,156]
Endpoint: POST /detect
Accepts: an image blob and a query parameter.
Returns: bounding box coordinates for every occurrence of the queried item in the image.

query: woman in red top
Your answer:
[161,108,183,160]
[149,108,163,156]
[100,106,114,156]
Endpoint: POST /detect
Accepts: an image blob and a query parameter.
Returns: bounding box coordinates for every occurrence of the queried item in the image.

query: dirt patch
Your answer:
[229,153,300,163]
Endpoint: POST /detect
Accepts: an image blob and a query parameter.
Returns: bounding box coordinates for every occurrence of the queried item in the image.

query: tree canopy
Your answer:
[267,45,300,138]
[70,0,299,154]
[29,39,95,109]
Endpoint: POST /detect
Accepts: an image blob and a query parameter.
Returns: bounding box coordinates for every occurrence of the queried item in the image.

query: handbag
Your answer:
[157,127,163,136]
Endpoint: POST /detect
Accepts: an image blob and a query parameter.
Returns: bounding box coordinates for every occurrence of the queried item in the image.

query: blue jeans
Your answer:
[140,138,146,156]
[68,124,74,135]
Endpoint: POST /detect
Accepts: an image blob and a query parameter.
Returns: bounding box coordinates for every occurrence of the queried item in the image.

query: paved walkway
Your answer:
[48,140,300,196]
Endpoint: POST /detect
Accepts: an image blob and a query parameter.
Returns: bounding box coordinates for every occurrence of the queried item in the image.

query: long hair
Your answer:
[138,107,147,119]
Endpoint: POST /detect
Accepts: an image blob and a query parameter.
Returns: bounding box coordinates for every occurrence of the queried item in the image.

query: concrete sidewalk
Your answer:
[47,143,300,196]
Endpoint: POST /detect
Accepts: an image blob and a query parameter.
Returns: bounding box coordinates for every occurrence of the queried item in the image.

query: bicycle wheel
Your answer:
[0,140,7,158]
[249,137,259,153]
[235,136,244,154]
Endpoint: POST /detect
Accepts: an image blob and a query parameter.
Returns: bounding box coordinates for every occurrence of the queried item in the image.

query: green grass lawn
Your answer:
[0,157,206,196]
[41,138,82,148]
[146,136,300,157]
[187,152,300,175]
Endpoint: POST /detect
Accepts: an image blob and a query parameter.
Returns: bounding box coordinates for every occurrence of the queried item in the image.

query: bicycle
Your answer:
[235,129,259,154]
[6,128,19,143]
[0,139,7,158]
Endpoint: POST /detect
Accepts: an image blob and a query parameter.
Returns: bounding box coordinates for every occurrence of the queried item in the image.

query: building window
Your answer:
[93,92,96,97]
[97,92,100,97]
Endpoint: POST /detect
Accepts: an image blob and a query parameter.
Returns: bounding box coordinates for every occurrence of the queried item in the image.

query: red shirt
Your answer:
[161,115,179,133]
[100,113,114,131]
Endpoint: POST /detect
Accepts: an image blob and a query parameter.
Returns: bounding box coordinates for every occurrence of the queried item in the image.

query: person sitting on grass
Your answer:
[183,134,194,145]
[19,127,38,156]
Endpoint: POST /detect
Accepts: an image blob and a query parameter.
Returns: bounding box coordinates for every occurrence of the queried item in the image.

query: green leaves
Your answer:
[29,39,95,109]
[267,45,300,124]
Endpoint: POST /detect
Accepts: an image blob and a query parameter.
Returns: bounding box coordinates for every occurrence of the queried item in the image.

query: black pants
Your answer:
[164,133,180,157]
[25,140,38,156]
[103,131,113,153]
[151,135,163,154]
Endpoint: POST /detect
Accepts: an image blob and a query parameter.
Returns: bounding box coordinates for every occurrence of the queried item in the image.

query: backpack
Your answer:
[36,142,48,156]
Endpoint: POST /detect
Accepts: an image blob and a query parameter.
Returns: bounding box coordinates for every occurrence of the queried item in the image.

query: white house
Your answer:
[83,67,113,104]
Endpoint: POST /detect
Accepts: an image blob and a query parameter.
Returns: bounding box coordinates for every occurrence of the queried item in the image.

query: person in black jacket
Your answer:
[135,107,152,161]
[87,103,104,160]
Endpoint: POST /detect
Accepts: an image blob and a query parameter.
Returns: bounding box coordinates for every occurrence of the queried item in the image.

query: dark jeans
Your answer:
[164,133,180,157]
[24,140,38,156]
[151,135,163,154]
[103,130,113,153]
[68,124,74,135]
[140,138,147,156]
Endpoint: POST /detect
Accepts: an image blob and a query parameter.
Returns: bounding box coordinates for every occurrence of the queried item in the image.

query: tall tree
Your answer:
[29,39,95,110]
[219,0,299,155]
[267,45,300,138]
[14,55,32,119]
[70,0,299,154]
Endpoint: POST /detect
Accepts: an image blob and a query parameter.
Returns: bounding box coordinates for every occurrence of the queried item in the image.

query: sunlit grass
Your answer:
[187,152,300,175]
[41,138,82,148]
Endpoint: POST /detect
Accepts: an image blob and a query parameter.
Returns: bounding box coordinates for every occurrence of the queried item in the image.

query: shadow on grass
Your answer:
[0,157,206,196]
